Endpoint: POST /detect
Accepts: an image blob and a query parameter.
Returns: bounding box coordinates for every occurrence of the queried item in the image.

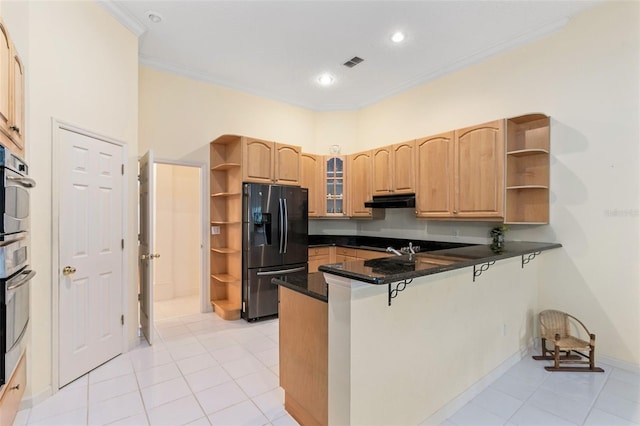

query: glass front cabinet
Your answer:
[324,156,345,216]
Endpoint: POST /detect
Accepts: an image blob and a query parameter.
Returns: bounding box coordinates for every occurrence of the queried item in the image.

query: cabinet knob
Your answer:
[453,210,458,214]
[9,125,20,133]
[9,384,19,391]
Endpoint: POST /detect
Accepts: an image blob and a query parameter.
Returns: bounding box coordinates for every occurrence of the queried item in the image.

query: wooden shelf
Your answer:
[507,185,549,190]
[504,114,550,224]
[507,148,549,157]
[211,247,240,254]
[211,299,241,320]
[212,163,241,171]
[211,273,240,283]
[210,135,244,321]
[211,192,241,198]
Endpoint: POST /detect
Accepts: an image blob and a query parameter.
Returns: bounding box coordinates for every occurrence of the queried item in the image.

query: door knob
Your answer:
[62,266,76,276]
[141,253,160,260]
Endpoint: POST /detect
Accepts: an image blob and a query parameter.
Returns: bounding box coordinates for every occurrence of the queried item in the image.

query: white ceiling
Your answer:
[101,0,600,111]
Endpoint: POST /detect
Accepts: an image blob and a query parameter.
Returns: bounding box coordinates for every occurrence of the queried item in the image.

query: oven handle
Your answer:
[7,269,36,291]
[6,175,36,188]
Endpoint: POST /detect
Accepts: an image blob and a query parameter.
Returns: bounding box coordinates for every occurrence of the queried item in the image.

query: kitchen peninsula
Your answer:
[275,240,561,425]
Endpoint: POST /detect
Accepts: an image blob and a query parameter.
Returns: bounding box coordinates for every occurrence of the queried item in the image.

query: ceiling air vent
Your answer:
[343,56,364,68]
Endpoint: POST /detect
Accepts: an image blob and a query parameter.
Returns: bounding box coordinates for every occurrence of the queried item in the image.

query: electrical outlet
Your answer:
[211,226,220,235]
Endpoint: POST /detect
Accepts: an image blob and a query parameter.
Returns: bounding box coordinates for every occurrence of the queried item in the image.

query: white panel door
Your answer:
[59,129,124,387]
[138,151,155,344]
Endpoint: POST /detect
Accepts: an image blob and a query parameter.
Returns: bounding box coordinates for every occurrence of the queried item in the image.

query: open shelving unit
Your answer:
[210,135,243,320]
[505,114,550,224]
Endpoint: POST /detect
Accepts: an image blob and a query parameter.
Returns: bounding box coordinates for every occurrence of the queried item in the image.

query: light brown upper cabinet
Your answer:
[454,120,505,219]
[415,132,455,218]
[300,152,323,218]
[242,138,301,185]
[372,141,415,196]
[347,150,373,217]
[0,21,25,159]
[416,121,504,220]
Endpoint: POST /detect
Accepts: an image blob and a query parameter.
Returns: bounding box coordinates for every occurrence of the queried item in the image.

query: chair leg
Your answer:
[554,343,560,369]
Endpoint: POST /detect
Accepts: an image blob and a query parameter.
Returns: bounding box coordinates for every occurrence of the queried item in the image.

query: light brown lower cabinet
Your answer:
[308,247,331,273]
[0,350,26,426]
[279,286,328,426]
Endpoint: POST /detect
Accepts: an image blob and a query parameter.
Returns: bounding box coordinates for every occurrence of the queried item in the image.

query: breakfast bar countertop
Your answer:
[318,241,562,285]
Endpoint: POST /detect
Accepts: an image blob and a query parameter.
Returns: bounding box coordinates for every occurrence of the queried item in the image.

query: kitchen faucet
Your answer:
[386,247,403,256]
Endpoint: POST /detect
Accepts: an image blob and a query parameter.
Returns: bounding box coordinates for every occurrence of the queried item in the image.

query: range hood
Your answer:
[364,193,416,209]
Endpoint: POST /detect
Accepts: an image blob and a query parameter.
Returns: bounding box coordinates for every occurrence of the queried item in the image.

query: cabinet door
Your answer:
[301,153,323,217]
[0,23,10,138]
[454,120,504,218]
[372,146,392,195]
[242,138,275,183]
[348,150,372,217]
[415,132,454,218]
[324,156,346,216]
[275,143,300,185]
[9,50,24,153]
[392,141,415,194]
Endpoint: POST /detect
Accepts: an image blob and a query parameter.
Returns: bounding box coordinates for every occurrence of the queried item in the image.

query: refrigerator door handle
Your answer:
[256,266,306,276]
[278,198,285,254]
[283,198,288,253]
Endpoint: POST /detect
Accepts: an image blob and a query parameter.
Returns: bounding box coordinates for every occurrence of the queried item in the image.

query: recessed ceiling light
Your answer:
[391,31,405,43]
[317,73,335,86]
[147,11,163,24]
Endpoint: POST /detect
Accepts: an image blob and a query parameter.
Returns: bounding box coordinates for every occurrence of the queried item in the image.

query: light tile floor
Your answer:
[13,311,640,426]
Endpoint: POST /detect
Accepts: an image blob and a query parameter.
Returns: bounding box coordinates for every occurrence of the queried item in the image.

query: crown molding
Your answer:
[98,0,147,37]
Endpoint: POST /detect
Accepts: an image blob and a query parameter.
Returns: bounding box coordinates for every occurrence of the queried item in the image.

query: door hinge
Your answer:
[138,293,141,301]
[121,314,124,325]
[121,239,124,250]
[121,164,124,175]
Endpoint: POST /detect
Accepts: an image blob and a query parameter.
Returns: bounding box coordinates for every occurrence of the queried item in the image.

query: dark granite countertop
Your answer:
[318,241,562,285]
[309,235,472,252]
[272,272,328,303]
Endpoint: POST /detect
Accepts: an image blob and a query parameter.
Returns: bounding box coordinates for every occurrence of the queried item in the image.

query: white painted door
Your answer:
[139,151,156,344]
[59,129,124,387]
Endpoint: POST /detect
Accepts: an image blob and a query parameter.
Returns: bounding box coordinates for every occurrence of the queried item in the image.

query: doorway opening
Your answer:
[152,161,205,321]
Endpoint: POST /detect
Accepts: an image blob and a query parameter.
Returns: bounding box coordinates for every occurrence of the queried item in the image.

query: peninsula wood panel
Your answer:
[348,150,373,217]
[301,153,323,217]
[279,286,328,426]
[415,132,455,218]
[454,120,504,219]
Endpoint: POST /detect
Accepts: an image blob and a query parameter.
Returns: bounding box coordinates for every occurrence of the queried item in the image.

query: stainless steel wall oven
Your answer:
[0,147,34,385]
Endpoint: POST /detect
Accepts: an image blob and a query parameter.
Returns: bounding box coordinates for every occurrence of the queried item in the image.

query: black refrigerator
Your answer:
[242,183,308,321]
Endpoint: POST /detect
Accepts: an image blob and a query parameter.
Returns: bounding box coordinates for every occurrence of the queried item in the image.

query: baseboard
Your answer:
[421,344,531,425]
[19,385,52,410]
[599,354,640,374]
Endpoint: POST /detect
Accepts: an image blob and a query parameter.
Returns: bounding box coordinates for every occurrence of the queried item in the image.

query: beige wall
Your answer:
[352,1,639,366]
[1,0,139,400]
[140,1,639,366]
[154,164,201,301]
[0,0,635,408]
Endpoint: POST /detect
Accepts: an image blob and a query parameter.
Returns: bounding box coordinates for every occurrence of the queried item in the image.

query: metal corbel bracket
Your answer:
[521,251,542,268]
[473,261,495,282]
[388,279,413,306]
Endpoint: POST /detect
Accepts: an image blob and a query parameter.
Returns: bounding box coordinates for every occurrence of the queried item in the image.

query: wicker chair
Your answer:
[532,309,604,372]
